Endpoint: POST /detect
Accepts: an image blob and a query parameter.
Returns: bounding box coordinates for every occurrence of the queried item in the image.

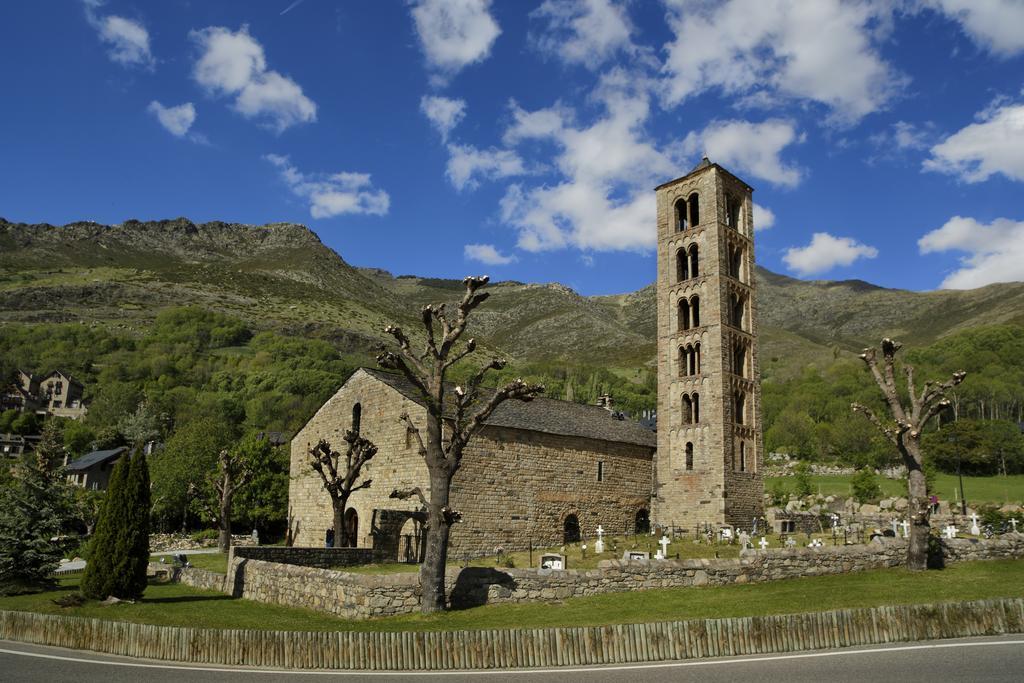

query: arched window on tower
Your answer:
[676,248,689,281]
[729,244,743,280]
[681,394,693,425]
[352,402,362,434]
[726,195,741,230]
[688,193,700,226]
[685,442,694,470]
[689,244,699,278]
[694,342,701,374]
[678,346,688,377]
[690,296,700,327]
[735,391,746,425]
[693,393,700,423]
[678,298,691,332]
[731,293,746,330]
[675,198,688,231]
[734,340,747,377]
[739,442,747,472]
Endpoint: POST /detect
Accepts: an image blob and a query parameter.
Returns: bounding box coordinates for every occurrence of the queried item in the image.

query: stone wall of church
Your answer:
[289,370,655,558]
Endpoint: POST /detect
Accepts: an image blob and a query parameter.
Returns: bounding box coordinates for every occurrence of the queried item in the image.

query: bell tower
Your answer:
[652,158,764,531]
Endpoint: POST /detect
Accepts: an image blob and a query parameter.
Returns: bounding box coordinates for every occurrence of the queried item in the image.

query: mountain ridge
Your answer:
[2,217,1023,375]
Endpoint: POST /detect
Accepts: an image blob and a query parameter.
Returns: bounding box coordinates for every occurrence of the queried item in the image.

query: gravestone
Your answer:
[595,525,605,554]
[540,553,565,570]
[943,524,958,539]
[622,550,650,562]
[900,520,910,538]
[656,535,671,559]
[758,537,769,550]
[738,531,751,550]
[970,514,981,536]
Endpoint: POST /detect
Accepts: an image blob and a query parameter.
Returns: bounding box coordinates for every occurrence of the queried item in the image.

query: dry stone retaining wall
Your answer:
[202,534,1024,620]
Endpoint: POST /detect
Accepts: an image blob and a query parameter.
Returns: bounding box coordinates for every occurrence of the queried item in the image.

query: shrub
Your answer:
[793,462,813,498]
[851,467,881,504]
[767,480,789,506]
[191,528,220,543]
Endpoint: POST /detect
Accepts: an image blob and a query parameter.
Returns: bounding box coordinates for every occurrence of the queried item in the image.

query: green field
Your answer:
[765,473,1024,505]
[3,559,1022,633]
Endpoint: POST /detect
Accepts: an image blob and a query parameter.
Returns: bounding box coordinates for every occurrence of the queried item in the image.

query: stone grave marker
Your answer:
[738,530,751,550]
[540,553,565,570]
[595,525,605,554]
[622,550,650,562]
[900,519,910,538]
[758,537,769,550]
[656,535,671,559]
[943,524,958,539]
[970,514,981,536]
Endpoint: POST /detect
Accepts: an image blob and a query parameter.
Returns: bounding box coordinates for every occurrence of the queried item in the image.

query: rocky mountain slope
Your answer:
[3,217,1023,375]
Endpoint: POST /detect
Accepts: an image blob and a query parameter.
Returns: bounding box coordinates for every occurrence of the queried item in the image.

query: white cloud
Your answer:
[661,0,903,124]
[682,119,804,187]
[446,144,525,191]
[783,232,878,276]
[147,101,196,137]
[420,95,466,141]
[410,0,501,82]
[499,70,679,253]
[190,26,316,132]
[530,0,639,69]
[464,243,516,265]
[264,154,389,218]
[924,101,1024,183]
[753,202,775,231]
[918,215,1024,288]
[924,0,1024,57]
[83,2,154,69]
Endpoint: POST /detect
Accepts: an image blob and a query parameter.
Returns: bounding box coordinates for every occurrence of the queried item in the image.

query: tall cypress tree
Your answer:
[81,455,129,600]
[120,450,150,600]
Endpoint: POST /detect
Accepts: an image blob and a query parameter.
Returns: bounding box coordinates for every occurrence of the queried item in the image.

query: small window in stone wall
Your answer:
[597,461,605,482]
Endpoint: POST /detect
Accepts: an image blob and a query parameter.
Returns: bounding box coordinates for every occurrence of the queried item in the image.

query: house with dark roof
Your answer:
[289,368,656,558]
[66,446,128,490]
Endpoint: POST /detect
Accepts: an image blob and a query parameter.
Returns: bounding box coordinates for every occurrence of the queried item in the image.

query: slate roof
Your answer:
[67,446,128,471]
[361,368,656,449]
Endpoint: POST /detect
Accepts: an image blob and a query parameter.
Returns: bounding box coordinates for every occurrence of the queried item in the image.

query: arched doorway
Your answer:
[635,508,650,535]
[563,514,581,544]
[343,508,359,548]
[399,516,426,563]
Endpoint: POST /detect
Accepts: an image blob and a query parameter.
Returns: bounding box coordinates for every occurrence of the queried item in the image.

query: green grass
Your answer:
[150,552,228,574]
[766,473,1024,505]
[3,559,1023,633]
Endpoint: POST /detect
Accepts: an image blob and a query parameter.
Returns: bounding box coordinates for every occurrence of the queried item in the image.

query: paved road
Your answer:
[3,635,1023,682]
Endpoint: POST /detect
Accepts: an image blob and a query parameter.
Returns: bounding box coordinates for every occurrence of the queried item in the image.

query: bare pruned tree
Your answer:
[852,338,966,570]
[378,275,544,614]
[191,448,251,554]
[308,431,376,548]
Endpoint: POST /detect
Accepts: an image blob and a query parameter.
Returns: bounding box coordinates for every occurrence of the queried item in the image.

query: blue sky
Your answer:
[3,1,1024,296]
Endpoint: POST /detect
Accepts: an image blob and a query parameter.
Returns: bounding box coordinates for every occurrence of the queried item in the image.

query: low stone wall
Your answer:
[2,599,1022,669]
[178,567,228,593]
[215,534,1024,619]
[231,546,378,569]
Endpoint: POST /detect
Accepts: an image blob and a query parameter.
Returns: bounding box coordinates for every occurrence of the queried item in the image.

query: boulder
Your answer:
[859,504,880,515]
[893,497,909,511]
[879,498,894,510]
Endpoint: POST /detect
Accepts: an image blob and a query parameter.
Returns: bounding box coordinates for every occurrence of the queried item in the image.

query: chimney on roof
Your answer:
[596,394,614,412]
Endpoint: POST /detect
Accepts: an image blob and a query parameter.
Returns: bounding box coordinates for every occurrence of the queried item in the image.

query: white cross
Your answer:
[658,535,671,558]
[1011,519,1019,533]
[901,520,910,538]
[595,525,604,541]
[970,514,981,536]
[944,525,958,539]
[759,536,769,550]
[891,519,899,536]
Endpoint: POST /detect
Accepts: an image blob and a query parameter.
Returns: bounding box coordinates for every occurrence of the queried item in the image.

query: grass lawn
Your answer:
[2,559,1022,633]
[150,552,228,574]
[766,473,1024,505]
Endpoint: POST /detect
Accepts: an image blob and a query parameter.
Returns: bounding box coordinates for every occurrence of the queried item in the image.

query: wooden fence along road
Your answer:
[2,598,1023,671]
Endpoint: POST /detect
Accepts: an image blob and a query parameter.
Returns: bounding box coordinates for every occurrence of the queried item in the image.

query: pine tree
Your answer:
[0,422,74,595]
[81,455,129,599]
[114,450,150,599]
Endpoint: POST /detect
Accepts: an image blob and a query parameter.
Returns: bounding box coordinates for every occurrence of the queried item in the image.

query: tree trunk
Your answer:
[904,443,930,571]
[419,469,452,614]
[218,492,232,554]
[333,504,345,549]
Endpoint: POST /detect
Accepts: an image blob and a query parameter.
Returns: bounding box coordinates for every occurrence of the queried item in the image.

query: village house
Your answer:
[1,369,88,420]
[289,368,656,559]
[65,446,128,490]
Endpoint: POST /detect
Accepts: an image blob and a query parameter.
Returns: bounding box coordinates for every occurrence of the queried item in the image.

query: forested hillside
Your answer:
[2,217,1023,533]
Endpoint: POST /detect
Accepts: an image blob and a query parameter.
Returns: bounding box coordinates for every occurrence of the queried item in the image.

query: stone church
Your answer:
[288,159,763,557]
